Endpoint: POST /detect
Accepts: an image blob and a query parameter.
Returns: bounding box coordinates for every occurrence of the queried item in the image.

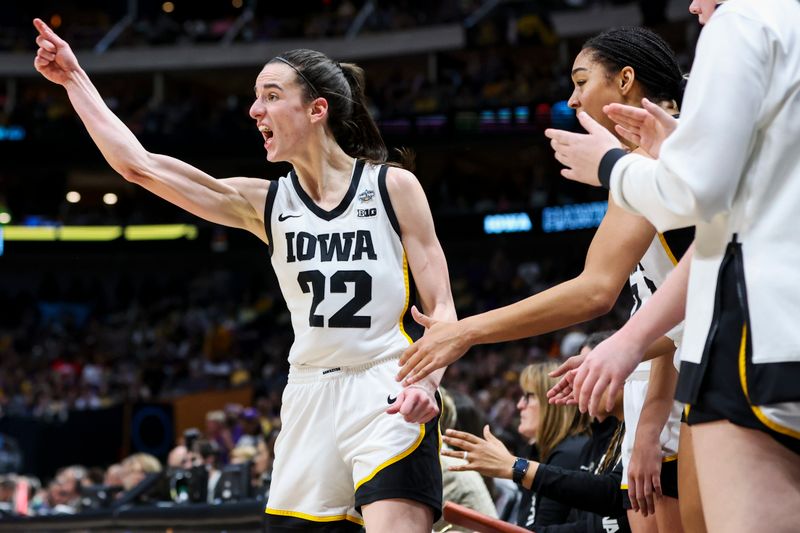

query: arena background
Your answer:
[0,0,702,530]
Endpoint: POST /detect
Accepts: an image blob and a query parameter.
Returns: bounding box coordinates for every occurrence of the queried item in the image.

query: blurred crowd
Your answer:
[0,401,276,516]
[0,0,638,52]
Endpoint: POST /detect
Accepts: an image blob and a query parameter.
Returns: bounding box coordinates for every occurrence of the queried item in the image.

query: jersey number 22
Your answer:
[297,270,372,328]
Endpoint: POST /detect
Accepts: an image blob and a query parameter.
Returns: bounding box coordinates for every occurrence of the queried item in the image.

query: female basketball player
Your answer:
[544,0,800,531]
[32,18,456,532]
[397,27,689,533]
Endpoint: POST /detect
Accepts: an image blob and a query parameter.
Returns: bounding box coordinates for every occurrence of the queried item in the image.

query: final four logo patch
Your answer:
[358,189,375,203]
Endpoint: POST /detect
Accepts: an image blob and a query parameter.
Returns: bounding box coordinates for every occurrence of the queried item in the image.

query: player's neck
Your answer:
[292,139,356,204]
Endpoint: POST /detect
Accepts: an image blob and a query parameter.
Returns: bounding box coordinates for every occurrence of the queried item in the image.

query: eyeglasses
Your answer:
[520,392,536,407]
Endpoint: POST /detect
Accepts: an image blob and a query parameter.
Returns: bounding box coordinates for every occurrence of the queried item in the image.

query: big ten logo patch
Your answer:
[357,208,377,218]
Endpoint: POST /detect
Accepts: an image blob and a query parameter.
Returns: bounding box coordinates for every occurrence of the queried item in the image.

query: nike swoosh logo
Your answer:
[387,395,397,405]
[278,213,302,222]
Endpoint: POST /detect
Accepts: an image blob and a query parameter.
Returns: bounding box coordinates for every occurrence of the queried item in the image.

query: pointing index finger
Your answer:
[33,18,64,45]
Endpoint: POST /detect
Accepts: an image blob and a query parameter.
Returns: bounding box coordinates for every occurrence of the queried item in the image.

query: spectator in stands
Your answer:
[120,453,161,491]
[235,407,263,448]
[103,463,124,488]
[190,438,222,502]
[454,362,591,530]
[0,475,16,508]
[252,436,272,490]
[28,465,88,514]
[444,333,631,532]
[205,410,234,464]
[166,445,190,470]
[225,403,245,444]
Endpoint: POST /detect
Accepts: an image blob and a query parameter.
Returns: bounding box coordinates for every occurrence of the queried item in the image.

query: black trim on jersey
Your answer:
[290,159,366,221]
[377,163,422,340]
[660,227,694,263]
[354,392,443,522]
[402,268,424,342]
[377,165,401,237]
[264,514,363,532]
[264,179,280,257]
[599,148,627,189]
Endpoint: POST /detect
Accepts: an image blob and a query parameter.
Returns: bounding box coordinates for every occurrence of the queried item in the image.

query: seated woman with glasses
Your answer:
[443,336,632,532]
[473,362,591,530]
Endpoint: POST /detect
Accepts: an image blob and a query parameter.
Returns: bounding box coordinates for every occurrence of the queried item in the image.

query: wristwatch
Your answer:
[512,457,530,484]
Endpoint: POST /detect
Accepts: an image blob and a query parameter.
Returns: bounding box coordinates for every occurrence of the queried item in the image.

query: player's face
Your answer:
[517,390,540,441]
[250,62,314,163]
[567,49,625,138]
[254,440,271,474]
[689,0,720,25]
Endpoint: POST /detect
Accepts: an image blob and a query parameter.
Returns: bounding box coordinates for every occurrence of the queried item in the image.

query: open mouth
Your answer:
[258,125,274,143]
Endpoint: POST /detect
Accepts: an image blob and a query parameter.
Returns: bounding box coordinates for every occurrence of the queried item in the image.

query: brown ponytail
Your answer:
[337,62,387,164]
[268,50,413,169]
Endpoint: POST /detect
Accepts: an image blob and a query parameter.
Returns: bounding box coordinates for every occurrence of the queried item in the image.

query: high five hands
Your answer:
[396,306,471,385]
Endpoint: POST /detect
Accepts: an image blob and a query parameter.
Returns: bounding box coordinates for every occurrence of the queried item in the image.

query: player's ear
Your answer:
[309,97,329,123]
[618,66,635,96]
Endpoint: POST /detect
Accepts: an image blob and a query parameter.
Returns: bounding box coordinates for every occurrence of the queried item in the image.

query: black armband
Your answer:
[598,148,627,190]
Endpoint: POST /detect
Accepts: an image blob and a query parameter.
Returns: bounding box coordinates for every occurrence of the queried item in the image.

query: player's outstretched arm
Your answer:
[547,334,676,405]
[397,196,656,384]
[383,167,456,423]
[573,244,693,417]
[32,18,268,240]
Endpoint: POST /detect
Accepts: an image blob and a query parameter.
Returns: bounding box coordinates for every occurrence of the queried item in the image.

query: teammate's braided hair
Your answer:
[583,27,684,107]
[596,421,625,474]
[269,50,406,167]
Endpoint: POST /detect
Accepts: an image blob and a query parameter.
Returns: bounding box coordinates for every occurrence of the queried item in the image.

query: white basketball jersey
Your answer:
[264,159,415,368]
[628,230,692,371]
[622,230,692,475]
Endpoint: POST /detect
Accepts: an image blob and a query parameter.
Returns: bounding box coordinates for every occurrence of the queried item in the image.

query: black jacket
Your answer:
[516,433,589,530]
[532,417,631,533]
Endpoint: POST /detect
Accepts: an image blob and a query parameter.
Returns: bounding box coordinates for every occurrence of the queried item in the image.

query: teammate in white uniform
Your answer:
[621,230,689,522]
[32,21,456,532]
[396,27,689,533]
[546,0,800,530]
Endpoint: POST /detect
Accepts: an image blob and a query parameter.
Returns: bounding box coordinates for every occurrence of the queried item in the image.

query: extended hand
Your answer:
[627,436,664,517]
[385,382,439,424]
[396,306,471,384]
[544,112,623,187]
[33,18,81,86]
[546,353,586,405]
[441,425,516,480]
[604,98,678,159]
[572,335,644,416]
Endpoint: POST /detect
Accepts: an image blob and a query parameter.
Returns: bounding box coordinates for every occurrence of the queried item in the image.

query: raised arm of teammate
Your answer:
[573,245,693,417]
[397,196,655,384]
[384,167,457,423]
[547,334,676,406]
[32,18,268,241]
